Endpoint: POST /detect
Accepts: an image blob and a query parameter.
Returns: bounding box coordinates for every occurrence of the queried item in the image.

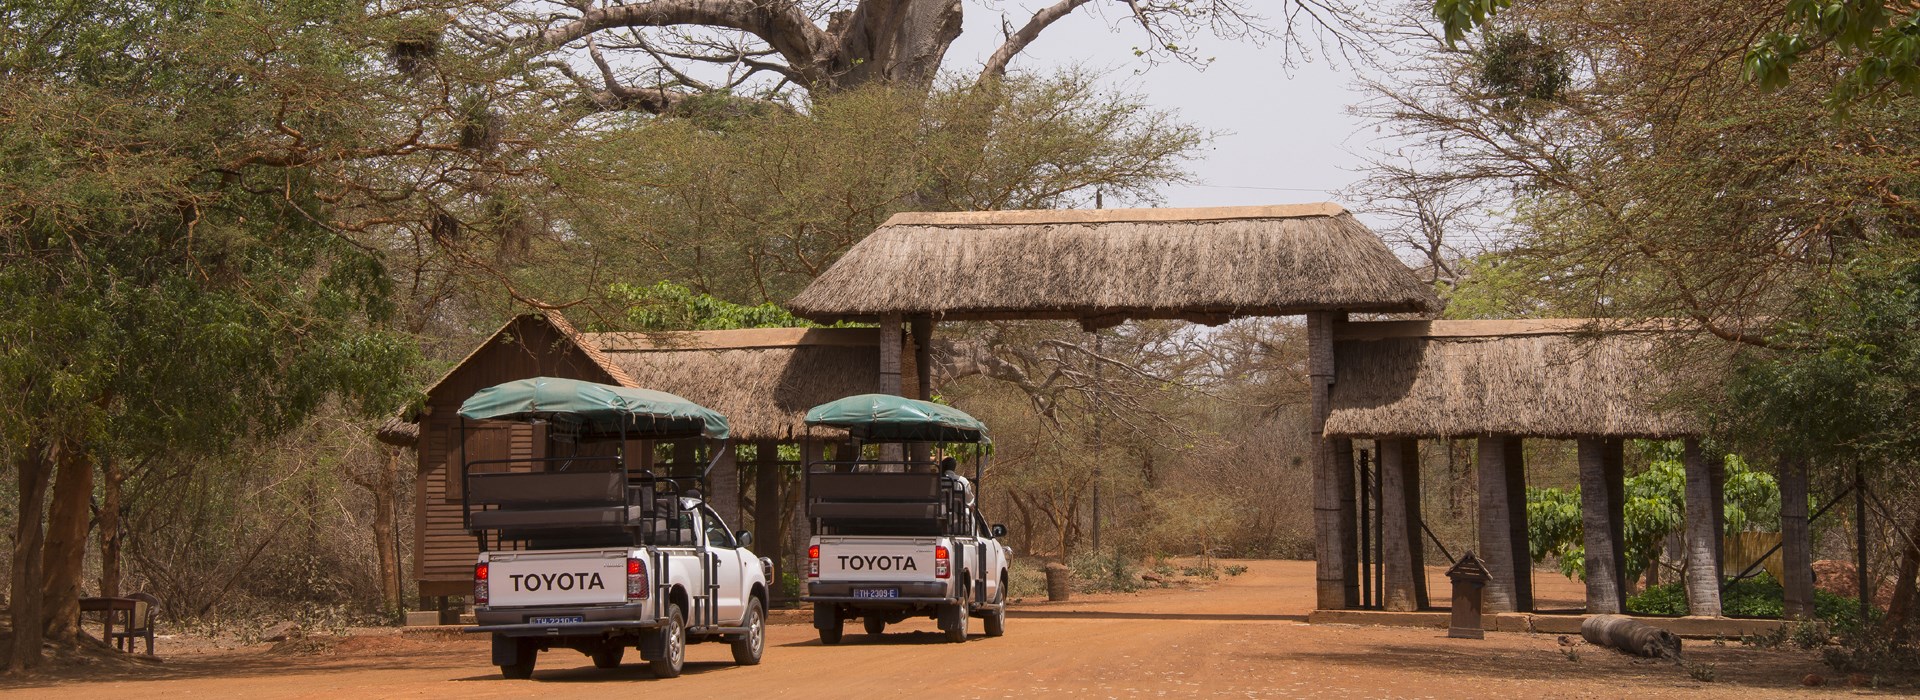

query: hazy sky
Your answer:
[948,3,1383,210]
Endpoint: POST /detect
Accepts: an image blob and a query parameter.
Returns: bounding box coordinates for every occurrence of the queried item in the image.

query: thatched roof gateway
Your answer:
[586,327,879,442]
[1323,319,1703,440]
[787,204,1438,326]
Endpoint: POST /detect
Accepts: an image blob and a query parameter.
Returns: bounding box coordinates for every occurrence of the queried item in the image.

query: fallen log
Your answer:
[1581,614,1682,659]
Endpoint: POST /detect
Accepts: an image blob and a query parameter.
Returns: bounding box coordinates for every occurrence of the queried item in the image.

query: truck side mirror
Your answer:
[736,530,754,547]
[991,524,1007,539]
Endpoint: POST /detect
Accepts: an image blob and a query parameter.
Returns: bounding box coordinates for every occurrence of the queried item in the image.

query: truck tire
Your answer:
[500,638,537,680]
[863,615,886,635]
[984,574,1008,637]
[649,604,687,679]
[941,601,969,644]
[815,604,843,645]
[730,597,766,665]
[591,643,624,669]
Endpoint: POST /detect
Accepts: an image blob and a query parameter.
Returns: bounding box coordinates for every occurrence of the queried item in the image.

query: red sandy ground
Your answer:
[0,560,1896,698]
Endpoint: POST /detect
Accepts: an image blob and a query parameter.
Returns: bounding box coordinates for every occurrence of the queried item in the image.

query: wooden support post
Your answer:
[877,315,904,465]
[1578,438,1628,614]
[710,443,741,530]
[792,440,828,581]
[1682,438,1723,617]
[1381,438,1427,612]
[1308,312,1358,609]
[753,440,785,582]
[1477,436,1531,613]
[1779,455,1814,619]
[909,316,933,464]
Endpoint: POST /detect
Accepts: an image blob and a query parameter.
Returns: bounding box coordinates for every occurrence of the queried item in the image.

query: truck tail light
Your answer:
[808,544,820,578]
[474,562,489,606]
[627,557,649,601]
[934,545,950,579]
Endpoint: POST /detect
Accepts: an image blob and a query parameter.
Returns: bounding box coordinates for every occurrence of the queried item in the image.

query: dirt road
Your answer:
[2,561,1862,698]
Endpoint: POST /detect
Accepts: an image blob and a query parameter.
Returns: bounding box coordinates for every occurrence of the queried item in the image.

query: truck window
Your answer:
[700,505,737,548]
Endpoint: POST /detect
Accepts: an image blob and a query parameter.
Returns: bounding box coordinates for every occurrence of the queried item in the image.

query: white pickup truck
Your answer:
[471,496,771,679]
[804,469,1011,643]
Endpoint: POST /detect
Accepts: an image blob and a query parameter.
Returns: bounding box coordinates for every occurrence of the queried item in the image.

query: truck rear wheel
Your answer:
[730,597,765,665]
[941,601,969,644]
[500,638,537,679]
[862,615,886,635]
[591,643,624,669]
[649,604,687,678]
[814,604,843,645]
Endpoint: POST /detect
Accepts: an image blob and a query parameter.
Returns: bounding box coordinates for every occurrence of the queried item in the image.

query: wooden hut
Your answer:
[788,204,1440,610]
[383,312,890,611]
[1323,319,1737,617]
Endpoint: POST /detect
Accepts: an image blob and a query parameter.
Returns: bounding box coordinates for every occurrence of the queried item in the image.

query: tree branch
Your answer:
[979,0,1094,81]
[537,0,834,87]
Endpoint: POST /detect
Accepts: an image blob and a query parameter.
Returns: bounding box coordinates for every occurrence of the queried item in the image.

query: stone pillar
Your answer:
[1779,455,1815,619]
[1308,312,1358,609]
[1381,438,1427,612]
[1682,438,1723,616]
[1477,436,1532,613]
[1578,438,1628,614]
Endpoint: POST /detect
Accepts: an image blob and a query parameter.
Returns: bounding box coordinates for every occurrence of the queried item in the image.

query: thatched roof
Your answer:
[584,327,880,442]
[1323,320,1702,439]
[374,416,419,447]
[787,204,1438,326]
[389,314,881,444]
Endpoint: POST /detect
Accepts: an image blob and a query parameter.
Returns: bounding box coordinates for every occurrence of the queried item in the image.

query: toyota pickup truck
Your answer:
[455,377,771,679]
[800,394,1012,644]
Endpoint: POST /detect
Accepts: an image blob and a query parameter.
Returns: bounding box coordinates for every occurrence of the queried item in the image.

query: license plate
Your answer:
[852,588,900,599]
[530,616,584,625]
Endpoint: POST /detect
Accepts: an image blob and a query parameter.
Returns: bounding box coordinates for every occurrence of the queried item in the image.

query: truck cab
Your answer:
[455,377,771,680]
[799,394,1012,644]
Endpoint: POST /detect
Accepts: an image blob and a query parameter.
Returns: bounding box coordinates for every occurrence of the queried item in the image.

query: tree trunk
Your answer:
[1778,455,1815,620]
[1380,438,1427,612]
[830,0,964,89]
[98,455,125,599]
[1477,436,1531,613]
[1578,439,1627,614]
[372,447,403,614]
[1681,439,1722,616]
[9,441,54,672]
[41,438,95,644]
[1885,509,1919,639]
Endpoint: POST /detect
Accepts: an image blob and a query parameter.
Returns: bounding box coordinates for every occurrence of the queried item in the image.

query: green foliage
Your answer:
[1527,442,1781,582]
[1476,30,1571,109]
[1630,572,1859,621]
[608,281,826,331]
[1433,0,1516,44]
[1745,0,1920,108]
[1068,549,1141,593]
[1725,255,1920,482]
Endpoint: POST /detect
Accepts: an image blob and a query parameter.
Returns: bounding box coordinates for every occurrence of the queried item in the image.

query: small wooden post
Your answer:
[1578,438,1628,614]
[1380,438,1427,612]
[1779,455,1815,619]
[1682,438,1723,617]
[1477,436,1531,613]
[1308,312,1358,609]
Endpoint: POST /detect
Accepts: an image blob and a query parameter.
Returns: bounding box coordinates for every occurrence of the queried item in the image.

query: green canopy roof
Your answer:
[804,394,988,443]
[459,376,729,439]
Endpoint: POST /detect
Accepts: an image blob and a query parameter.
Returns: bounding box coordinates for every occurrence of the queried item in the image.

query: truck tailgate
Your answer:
[816,537,941,581]
[486,548,628,607]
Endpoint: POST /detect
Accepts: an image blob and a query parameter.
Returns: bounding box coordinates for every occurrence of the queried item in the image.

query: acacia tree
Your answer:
[459,0,1368,113]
